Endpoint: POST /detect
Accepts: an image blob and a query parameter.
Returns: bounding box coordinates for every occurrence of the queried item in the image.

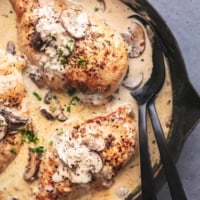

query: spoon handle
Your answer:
[148,101,188,200]
[138,103,157,200]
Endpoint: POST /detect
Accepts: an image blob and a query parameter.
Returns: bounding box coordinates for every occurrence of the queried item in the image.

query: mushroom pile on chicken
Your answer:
[11,0,129,105]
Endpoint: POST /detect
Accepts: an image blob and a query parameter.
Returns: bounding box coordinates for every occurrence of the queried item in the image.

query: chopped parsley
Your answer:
[66,96,80,113]
[33,92,42,101]
[66,105,71,113]
[65,45,72,55]
[94,7,100,12]
[49,140,53,146]
[65,39,74,55]
[57,129,64,135]
[51,35,57,41]
[10,147,17,154]
[20,129,39,144]
[40,64,45,71]
[50,106,57,113]
[70,96,80,106]
[47,34,57,42]
[57,49,64,56]
[32,146,45,154]
[77,57,87,68]
[60,58,67,66]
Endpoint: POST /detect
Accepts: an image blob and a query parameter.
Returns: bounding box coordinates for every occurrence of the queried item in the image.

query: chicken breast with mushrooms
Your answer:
[10,0,128,105]
[0,49,28,173]
[31,105,136,200]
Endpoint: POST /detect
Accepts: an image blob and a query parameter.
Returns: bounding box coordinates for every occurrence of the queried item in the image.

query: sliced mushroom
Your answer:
[24,148,41,182]
[121,22,145,58]
[29,66,45,88]
[40,105,57,121]
[55,133,103,184]
[44,91,55,104]
[0,114,8,141]
[31,31,45,51]
[67,150,103,184]
[0,108,28,134]
[122,73,144,90]
[82,135,105,152]
[97,0,106,11]
[41,92,67,122]
[6,41,16,55]
[57,112,68,122]
[60,7,90,39]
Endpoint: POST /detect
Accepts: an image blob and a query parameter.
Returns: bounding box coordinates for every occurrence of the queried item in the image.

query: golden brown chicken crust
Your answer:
[0,50,26,107]
[0,134,22,173]
[10,0,128,103]
[0,50,28,173]
[35,106,137,200]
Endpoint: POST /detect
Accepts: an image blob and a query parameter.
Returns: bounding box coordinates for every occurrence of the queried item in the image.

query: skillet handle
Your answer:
[148,101,188,200]
[137,103,157,200]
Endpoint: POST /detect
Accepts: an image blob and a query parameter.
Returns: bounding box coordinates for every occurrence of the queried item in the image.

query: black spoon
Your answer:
[125,16,187,200]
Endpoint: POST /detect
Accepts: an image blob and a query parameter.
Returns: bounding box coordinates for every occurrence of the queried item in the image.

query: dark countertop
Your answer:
[147,0,200,199]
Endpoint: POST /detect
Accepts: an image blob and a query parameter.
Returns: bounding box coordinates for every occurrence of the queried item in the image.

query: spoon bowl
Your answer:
[126,15,187,200]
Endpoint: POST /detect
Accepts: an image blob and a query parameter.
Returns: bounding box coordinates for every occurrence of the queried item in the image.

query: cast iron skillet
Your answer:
[121,0,200,199]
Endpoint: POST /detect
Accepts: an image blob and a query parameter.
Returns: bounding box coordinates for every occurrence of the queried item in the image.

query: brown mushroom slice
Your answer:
[40,105,57,121]
[54,132,103,184]
[97,0,106,11]
[24,148,41,182]
[44,91,55,104]
[40,95,67,121]
[121,22,145,58]
[29,66,46,88]
[60,7,90,39]
[6,41,16,55]
[0,108,28,134]
[57,112,68,122]
[0,115,8,141]
[122,72,144,90]
[30,31,45,52]
[82,135,106,152]
[68,151,103,184]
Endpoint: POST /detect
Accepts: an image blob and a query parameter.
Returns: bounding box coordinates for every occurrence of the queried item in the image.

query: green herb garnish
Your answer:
[33,92,42,101]
[57,129,64,135]
[65,45,72,55]
[70,96,80,105]
[66,106,71,113]
[77,57,87,68]
[94,7,100,12]
[49,141,53,146]
[60,58,67,66]
[48,34,57,41]
[51,36,57,41]
[10,147,17,154]
[50,106,57,113]
[57,49,64,56]
[66,96,80,113]
[41,64,45,71]
[32,146,45,154]
[20,129,39,144]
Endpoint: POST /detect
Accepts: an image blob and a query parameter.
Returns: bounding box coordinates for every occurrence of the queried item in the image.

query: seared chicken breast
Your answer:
[33,105,136,200]
[0,49,28,173]
[11,0,128,105]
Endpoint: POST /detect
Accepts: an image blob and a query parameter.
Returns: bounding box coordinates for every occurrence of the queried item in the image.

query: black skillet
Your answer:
[120,0,200,199]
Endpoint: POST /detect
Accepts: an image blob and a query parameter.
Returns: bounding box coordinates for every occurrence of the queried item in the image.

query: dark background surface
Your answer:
[147,0,200,199]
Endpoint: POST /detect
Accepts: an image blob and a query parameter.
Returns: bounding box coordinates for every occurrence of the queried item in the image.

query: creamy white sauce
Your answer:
[33,5,75,72]
[0,0,173,200]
